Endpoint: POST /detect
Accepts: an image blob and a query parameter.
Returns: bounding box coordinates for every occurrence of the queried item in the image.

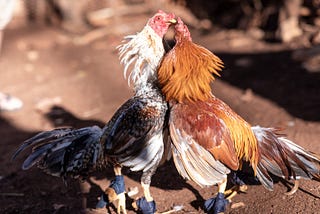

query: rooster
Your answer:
[157,18,320,214]
[13,11,176,214]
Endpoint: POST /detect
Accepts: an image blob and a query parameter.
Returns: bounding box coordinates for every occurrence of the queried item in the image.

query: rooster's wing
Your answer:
[101,95,167,171]
[169,101,240,186]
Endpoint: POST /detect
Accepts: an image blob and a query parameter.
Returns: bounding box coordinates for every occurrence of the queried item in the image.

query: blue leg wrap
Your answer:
[204,192,229,214]
[96,192,109,208]
[230,171,246,186]
[109,175,125,194]
[95,175,125,209]
[136,197,156,214]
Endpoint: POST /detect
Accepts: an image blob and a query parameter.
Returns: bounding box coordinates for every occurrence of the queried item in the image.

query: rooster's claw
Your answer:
[204,192,229,214]
[95,175,126,208]
[134,197,156,214]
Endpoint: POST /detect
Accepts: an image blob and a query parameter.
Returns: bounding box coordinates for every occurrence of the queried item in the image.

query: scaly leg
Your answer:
[133,164,158,214]
[141,182,153,202]
[117,192,127,214]
[225,185,247,201]
[113,165,122,176]
[218,178,227,193]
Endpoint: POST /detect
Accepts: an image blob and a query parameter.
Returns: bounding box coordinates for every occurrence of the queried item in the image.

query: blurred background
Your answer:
[0,0,319,213]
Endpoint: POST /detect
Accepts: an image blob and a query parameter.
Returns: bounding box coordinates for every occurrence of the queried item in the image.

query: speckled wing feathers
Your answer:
[101,92,168,172]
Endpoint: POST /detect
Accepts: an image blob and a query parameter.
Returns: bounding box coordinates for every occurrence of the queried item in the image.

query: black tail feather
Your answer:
[12,128,74,160]
[13,126,104,178]
[22,143,58,170]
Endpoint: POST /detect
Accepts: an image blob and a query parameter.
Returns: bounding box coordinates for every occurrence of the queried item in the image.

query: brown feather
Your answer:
[162,20,320,192]
[160,20,258,173]
[170,97,258,171]
[253,126,320,189]
[158,39,223,103]
[209,98,259,171]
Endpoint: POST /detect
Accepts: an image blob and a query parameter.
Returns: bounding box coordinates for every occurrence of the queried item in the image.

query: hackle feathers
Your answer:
[158,37,224,103]
[118,26,165,88]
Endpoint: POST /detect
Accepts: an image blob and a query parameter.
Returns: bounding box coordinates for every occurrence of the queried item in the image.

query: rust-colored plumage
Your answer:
[158,30,223,103]
[158,19,258,174]
[170,98,258,172]
[159,18,320,198]
[207,98,258,170]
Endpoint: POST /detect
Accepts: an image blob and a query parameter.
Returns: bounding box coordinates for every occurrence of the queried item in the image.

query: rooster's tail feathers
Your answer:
[252,126,320,190]
[13,126,104,178]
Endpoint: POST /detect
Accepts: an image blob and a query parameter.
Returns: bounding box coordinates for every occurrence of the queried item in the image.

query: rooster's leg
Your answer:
[133,165,157,214]
[224,171,247,201]
[204,178,229,214]
[141,182,153,202]
[112,165,127,214]
[96,165,127,214]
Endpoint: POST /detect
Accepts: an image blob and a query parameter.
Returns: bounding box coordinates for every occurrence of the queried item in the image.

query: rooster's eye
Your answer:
[156,16,161,21]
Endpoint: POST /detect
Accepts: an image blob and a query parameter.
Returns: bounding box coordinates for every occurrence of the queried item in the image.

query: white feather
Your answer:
[170,124,229,187]
[122,132,164,172]
[117,26,165,89]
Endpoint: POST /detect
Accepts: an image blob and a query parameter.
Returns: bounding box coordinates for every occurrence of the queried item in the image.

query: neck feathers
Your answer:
[118,25,165,88]
[158,39,223,103]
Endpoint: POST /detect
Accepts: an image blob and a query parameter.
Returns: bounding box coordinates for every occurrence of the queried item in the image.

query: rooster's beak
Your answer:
[167,18,177,24]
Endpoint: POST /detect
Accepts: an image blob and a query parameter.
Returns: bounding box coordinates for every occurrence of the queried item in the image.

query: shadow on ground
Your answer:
[44,106,207,210]
[216,50,320,121]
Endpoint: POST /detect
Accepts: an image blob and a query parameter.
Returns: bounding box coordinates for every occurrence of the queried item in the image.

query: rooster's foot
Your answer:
[96,175,126,213]
[224,184,247,201]
[224,171,248,201]
[132,196,156,214]
[285,180,299,195]
[204,192,229,214]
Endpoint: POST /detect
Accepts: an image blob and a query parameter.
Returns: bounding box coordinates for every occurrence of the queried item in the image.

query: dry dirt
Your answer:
[0,14,319,214]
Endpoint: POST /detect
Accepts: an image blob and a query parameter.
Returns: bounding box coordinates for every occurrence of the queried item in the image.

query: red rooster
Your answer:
[13,11,176,214]
[158,18,320,213]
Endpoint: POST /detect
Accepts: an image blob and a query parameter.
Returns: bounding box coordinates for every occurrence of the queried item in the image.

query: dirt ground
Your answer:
[0,13,319,214]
